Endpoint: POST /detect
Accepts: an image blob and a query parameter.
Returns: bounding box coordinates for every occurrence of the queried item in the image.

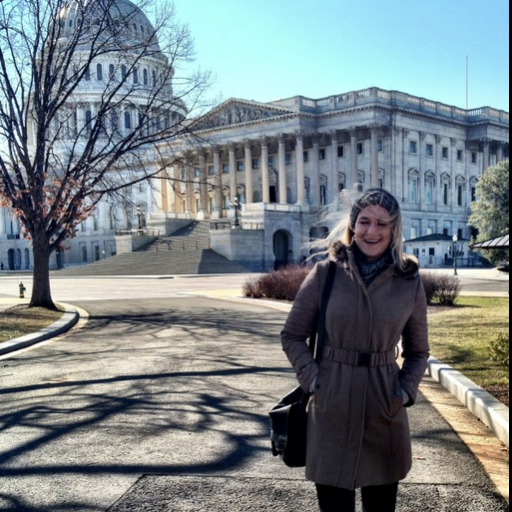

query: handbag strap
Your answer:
[311,261,337,361]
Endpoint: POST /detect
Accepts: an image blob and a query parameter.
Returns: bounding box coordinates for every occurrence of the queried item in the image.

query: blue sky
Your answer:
[173,0,510,111]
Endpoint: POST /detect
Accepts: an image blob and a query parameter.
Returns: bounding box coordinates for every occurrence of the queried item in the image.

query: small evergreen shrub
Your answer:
[490,331,510,368]
[243,265,312,302]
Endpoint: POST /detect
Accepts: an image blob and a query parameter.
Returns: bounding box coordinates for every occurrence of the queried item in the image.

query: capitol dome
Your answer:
[58,0,164,59]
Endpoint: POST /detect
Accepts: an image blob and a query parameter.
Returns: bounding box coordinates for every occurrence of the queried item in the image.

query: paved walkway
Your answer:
[0,297,508,511]
[194,288,511,505]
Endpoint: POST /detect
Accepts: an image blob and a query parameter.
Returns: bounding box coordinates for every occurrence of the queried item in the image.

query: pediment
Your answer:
[194,99,293,131]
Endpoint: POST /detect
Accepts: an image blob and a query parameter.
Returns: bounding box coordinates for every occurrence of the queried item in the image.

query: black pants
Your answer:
[316,482,399,512]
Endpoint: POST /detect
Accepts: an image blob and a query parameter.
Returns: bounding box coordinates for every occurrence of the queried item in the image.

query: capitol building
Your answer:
[153,88,509,270]
[0,1,509,272]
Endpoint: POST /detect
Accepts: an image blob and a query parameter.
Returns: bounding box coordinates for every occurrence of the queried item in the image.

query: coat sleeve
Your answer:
[281,262,324,393]
[400,278,430,407]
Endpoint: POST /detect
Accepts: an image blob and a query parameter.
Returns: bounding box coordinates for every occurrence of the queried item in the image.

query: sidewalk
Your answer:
[192,287,510,503]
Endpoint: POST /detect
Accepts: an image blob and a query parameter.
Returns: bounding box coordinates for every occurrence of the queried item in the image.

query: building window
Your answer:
[472,152,478,164]
[133,67,139,84]
[425,174,435,205]
[408,171,420,203]
[222,163,229,174]
[320,185,327,206]
[443,183,449,205]
[109,64,116,81]
[458,185,464,207]
[252,158,259,170]
[409,141,418,154]
[268,156,274,167]
[121,65,127,80]
[303,151,309,163]
[124,111,131,130]
[357,143,363,155]
[143,69,149,86]
[208,165,215,176]
[237,161,244,172]
[457,150,464,162]
[319,149,326,161]
[442,147,449,159]
[470,178,478,202]
[426,144,434,157]
[96,63,103,81]
[285,153,292,165]
[85,66,91,81]
[85,110,93,132]
[377,139,383,152]
[194,168,201,178]
[338,145,344,158]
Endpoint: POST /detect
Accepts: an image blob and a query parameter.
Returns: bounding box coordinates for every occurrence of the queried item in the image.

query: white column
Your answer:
[213,147,222,218]
[0,207,6,236]
[330,131,340,206]
[435,135,443,208]
[350,129,358,190]
[497,142,504,162]
[198,152,209,219]
[370,125,379,188]
[185,155,195,214]
[167,166,177,213]
[482,139,491,172]
[229,144,237,202]
[452,139,458,212]
[278,135,288,204]
[295,133,305,204]
[244,141,253,204]
[261,139,270,203]
[311,135,321,206]
[419,132,426,209]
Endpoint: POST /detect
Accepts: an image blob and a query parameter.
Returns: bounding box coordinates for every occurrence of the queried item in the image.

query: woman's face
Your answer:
[353,205,394,262]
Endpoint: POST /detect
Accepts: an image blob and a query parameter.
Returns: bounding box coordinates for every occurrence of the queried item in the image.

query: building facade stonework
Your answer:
[1,84,509,271]
[154,88,509,270]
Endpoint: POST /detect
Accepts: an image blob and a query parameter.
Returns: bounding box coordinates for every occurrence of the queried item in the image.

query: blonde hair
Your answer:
[308,188,411,272]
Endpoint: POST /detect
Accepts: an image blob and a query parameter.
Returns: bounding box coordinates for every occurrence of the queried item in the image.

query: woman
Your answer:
[281,189,430,512]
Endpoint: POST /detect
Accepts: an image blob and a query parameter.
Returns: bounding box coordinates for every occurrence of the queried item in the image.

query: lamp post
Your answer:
[452,234,459,276]
[231,197,240,228]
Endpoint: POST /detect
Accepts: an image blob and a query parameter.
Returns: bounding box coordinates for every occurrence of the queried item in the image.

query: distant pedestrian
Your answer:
[281,189,430,512]
[0,262,3,271]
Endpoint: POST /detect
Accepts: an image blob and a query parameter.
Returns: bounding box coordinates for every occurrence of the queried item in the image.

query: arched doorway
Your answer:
[273,230,292,270]
[7,249,15,271]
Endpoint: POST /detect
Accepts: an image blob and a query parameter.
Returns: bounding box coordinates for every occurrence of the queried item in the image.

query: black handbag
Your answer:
[270,261,336,468]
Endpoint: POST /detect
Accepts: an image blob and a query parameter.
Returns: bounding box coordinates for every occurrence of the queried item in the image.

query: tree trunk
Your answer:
[30,229,57,310]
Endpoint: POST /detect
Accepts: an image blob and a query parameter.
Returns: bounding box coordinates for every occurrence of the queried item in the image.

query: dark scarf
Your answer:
[355,247,394,287]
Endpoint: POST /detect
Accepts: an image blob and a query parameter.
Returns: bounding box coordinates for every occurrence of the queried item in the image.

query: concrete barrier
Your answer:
[428,357,510,448]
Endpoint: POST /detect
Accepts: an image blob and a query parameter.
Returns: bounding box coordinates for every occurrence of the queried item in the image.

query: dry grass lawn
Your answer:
[428,297,509,404]
[0,306,63,344]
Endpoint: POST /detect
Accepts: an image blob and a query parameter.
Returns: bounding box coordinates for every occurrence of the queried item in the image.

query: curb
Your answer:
[0,303,80,356]
[427,357,510,448]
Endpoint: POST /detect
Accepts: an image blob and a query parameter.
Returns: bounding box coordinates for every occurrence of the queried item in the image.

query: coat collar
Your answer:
[329,241,420,280]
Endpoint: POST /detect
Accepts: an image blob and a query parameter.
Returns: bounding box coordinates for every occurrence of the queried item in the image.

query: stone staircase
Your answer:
[55,221,250,277]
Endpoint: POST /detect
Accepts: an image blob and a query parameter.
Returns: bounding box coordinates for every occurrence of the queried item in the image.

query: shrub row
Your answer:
[243,265,312,302]
[420,273,462,306]
[244,265,462,307]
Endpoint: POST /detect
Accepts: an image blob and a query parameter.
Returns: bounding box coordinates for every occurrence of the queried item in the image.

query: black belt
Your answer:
[322,345,398,368]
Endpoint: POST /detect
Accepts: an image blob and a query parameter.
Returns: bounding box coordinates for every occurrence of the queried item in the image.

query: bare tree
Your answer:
[0,0,212,308]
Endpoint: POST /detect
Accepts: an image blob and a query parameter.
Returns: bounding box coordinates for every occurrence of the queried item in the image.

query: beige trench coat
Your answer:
[281,243,430,490]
